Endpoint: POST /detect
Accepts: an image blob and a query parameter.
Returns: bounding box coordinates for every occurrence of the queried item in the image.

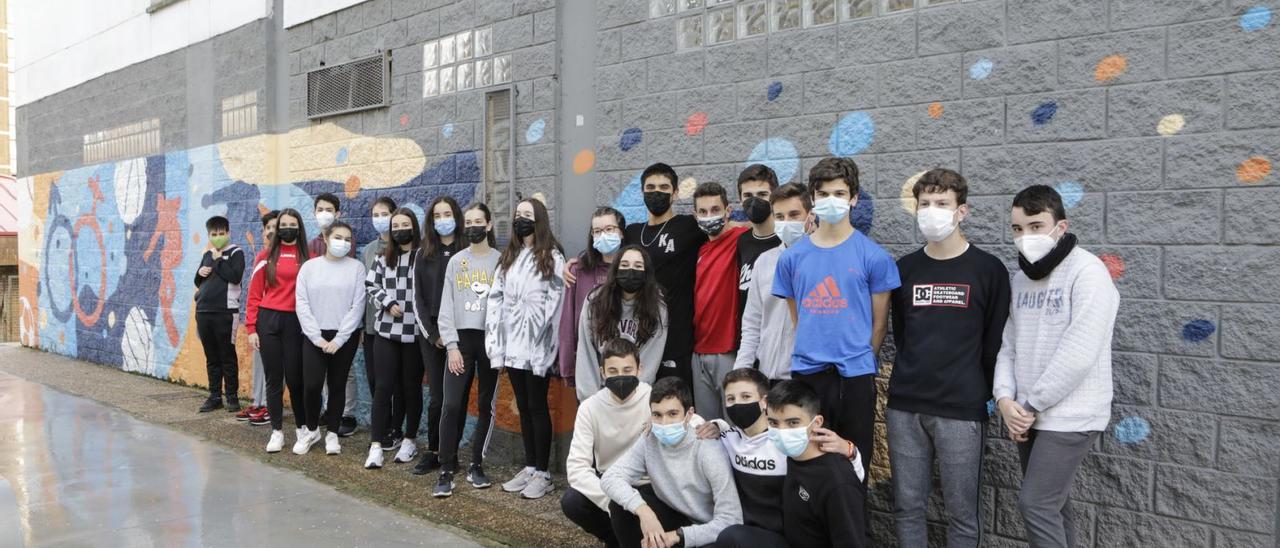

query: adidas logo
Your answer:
[801,276,847,311]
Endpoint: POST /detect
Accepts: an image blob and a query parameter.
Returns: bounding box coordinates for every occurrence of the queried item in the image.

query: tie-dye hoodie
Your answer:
[485,247,567,376]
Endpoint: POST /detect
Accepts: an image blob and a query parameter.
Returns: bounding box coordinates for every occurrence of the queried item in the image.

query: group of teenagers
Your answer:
[191,155,1120,548]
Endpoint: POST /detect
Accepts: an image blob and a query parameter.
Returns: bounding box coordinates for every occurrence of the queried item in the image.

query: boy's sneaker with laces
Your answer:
[520,473,554,500]
[293,428,321,455]
[467,464,492,489]
[433,471,455,498]
[365,444,384,469]
[338,416,358,437]
[381,430,403,451]
[394,438,418,463]
[325,432,341,455]
[502,468,533,493]
[248,407,270,426]
[266,430,285,453]
[411,452,442,476]
[234,406,253,421]
[198,397,223,413]
[225,398,241,413]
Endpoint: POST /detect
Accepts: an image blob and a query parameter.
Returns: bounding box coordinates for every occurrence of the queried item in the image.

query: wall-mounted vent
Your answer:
[306,52,390,120]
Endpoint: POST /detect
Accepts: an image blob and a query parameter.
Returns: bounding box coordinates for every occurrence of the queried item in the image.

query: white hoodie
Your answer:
[566,382,653,511]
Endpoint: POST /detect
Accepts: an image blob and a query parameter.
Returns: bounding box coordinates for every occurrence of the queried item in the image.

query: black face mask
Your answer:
[615,268,645,293]
[464,226,489,244]
[513,217,536,238]
[604,375,639,401]
[743,197,772,225]
[391,229,415,245]
[725,402,763,430]
[276,227,299,244]
[643,191,672,216]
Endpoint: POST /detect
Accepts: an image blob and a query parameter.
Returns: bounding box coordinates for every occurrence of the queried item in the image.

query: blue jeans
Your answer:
[886,408,985,548]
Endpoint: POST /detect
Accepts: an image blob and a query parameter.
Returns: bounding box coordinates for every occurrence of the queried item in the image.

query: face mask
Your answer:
[604,375,639,401]
[643,191,672,216]
[917,206,959,242]
[209,235,229,249]
[277,227,299,244]
[725,402,763,430]
[697,215,726,237]
[615,268,646,293]
[434,218,456,237]
[593,232,622,255]
[327,238,351,258]
[651,420,687,447]
[464,225,489,244]
[743,197,772,224]
[315,211,335,229]
[1015,227,1060,264]
[372,216,391,235]
[813,196,850,225]
[391,229,415,246]
[776,221,805,247]
[768,417,816,458]
[513,217,536,238]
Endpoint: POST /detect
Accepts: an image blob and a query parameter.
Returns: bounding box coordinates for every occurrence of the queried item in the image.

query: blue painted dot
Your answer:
[829,112,875,157]
[1114,416,1151,445]
[986,399,997,418]
[747,138,799,184]
[969,58,994,80]
[335,148,349,164]
[767,81,784,102]
[1182,319,1215,342]
[1031,101,1058,125]
[525,118,546,144]
[611,172,648,225]
[620,127,643,152]
[442,123,455,138]
[1056,181,1084,208]
[1241,6,1272,32]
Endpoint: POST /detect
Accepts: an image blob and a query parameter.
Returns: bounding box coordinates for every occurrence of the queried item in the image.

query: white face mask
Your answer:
[916,206,959,242]
[316,211,336,229]
[1015,227,1060,263]
[776,220,806,246]
[327,238,351,258]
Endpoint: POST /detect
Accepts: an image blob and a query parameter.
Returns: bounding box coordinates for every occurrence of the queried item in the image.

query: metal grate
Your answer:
[306,53,390,120]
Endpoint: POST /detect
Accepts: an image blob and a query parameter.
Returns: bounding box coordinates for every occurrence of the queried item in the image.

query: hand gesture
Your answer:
[322,340,340,354]
[563,258,580,286]
[998,398,1036,440]
[447,348,465,375]
[198,266,213,278]
[638,507,669,548]
[248,333,260,350]
[210,247,222,260]
[812,426,853,457]
[695,420,721,440]
[388,303,403,318]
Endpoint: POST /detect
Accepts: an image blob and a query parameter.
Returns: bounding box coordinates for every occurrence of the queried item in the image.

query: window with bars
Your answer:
[221,91,258,138]
[666,0,957,51]
[83,119,161,164]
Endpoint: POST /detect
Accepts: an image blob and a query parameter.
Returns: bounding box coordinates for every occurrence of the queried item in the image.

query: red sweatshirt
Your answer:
[694,226,748,354]
[245,244,305,334]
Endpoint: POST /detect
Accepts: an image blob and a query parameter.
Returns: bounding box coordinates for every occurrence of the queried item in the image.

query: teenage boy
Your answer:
[733,182,811,381]
[734,165,782,330]
[690,182,749,420]
[194,216,246,413]
[994,185,1118,548]
[240,211,278,425]
[766,380,868,548]
[889,168,1011,548]
[772,157,900,476]
[600,377,741,548]
[562,339,655,547]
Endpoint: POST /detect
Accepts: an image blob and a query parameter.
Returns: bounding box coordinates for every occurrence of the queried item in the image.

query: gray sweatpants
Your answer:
[887,408,984,548]
[251,350,267,407]
[1017,430,1098,548]
[692,352,735,421]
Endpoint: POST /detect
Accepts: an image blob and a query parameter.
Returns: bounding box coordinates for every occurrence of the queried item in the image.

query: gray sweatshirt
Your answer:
[360,238,387,336]
[574,292,668,400]
[732,244,793,380]
[437,247,500,350]
[993,246,1119,432]
[600,425,743,547]
[295,256,367,348]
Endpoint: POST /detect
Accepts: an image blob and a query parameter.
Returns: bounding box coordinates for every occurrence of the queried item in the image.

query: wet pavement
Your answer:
[0,370,482,547]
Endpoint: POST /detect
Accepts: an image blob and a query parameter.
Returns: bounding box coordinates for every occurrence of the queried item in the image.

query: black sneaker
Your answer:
[338,416,358,437]
[411,451,442,476]
[433,471,455,498]
[382,429,403,451]
[467,464,492,489]
[198,398,223,413]
[225,398,242,413]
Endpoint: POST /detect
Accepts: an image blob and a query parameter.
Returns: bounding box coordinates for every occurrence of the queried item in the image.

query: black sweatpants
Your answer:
[363,332,404,433]
[716,525,787,548]
[370,336,423,444]
[302,330,360,432]
[196,312,238,400]
[438,329,500,472]
[562,486,618,547]
[418,335,447,453]
[792,367,876,479]
[506,367,552,471]
[608,485,696,548]
[257,308,304,431]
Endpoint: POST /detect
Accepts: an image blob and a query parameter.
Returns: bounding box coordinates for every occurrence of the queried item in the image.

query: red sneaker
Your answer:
[235,406,253,422]
[249,407,271,426]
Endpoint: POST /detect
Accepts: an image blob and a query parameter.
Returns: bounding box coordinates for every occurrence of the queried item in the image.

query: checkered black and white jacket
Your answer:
[365,248,420,343]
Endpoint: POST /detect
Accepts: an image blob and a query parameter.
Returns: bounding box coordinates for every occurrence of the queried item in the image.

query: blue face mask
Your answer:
[813,197,850,225]
[651,421,687,447]
[434,218,457,237]
[593,232,622,255]
[372,216,391,235]
[768,417,816,458]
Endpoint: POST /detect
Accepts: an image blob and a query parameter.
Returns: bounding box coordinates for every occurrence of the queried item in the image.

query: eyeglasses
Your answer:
[591,226,621,237]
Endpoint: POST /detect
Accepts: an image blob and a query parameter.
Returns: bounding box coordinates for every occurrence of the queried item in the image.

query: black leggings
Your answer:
[418,335,447,453]
[438,329,500,472]
[196,312,238,399]
[258,308,304,431]
[302,330,360,432]
[363,332,403,433]
[506,367,552,471]
[370,336,423,444]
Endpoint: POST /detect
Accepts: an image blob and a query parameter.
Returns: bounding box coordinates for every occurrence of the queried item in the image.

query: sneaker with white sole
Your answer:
[266,430,285,453]
[293,428,321,455]
[520,473,554,500]
[502,468,534,493]
[394,438,418,463]
[433,471,455,498]
[365,444,384,469]
[325,432,341,455]
[467,464,492,489]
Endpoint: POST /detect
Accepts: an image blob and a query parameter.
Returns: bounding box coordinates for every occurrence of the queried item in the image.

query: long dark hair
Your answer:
[465,202,497,247]
[266,208,309,287]
[589,245,664,346]
[383,207,422,265]
[422,196,463,257]
[580,206,626,271]
[498,198,563,278]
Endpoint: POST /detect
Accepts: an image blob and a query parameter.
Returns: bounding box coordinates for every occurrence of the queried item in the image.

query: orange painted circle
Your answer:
[573,149,596,174]
[345,174,362,198]
[927,102,944,119]
[1099,253,1126,281]
[1237,156,1272,184]
[1095,55,1128,83]
[686,112,708,136]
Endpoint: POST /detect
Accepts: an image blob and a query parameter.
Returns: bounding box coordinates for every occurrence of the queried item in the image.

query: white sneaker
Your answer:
[502,468,534,493]
[266,430,285,453]
[394,438,418,463]
[365,444,384,469]
[520,472,554,500]
[293,428,321,455]
[325,432,341,455]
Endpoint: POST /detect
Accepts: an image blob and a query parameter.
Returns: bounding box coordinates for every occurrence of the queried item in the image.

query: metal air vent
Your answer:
[306,52,390,119]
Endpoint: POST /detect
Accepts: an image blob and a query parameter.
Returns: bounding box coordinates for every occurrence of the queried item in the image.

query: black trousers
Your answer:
[418,336,447,453]
[561,486,618,548]
[196,312,238,399]
[506,367,552,471]
[608,485,699,548]
[302,330,360,432]
[370,336,423,443]
[792,368,876,478]
[363,332,403,433]
[257,308,304,431]
[716,525,787,548]
[439,329,500,472]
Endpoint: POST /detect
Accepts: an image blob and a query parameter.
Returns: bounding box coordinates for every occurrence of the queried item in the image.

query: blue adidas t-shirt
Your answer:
[772,230,901,377]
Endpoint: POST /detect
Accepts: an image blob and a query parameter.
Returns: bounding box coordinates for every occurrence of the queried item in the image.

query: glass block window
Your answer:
[679,0,704,12]
[677,15,704,50]
[477,59,494,87]
[708,8,735,45]
[772,0,802,32]
[423,70,439,97]
[440,66,457,94]
[921,0,954,5]
[840,0,874,19]
[440,35,457,65]
[422,26,504,98]
[475,27,493,57]
[882,0,914,12]
[456,30,474,61]
[805,0,837,26]
[651,0,676,17]
[457,62,475,91]
[494,55,513,84]
[739,1,769,37]
[423,41,439,69]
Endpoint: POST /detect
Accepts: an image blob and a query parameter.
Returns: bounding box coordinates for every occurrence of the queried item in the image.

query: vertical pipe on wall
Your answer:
[555,0,595,256]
